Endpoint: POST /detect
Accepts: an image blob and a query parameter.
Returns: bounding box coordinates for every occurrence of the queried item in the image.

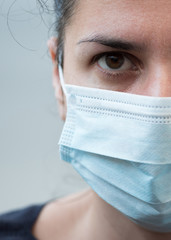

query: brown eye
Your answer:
[105,53,124,69]
[97,52,133,71]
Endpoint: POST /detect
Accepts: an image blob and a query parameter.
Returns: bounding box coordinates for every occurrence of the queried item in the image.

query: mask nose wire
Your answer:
[58,64,67,96]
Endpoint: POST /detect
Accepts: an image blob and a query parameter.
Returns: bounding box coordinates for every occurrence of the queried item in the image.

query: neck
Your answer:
[86,191,171,240]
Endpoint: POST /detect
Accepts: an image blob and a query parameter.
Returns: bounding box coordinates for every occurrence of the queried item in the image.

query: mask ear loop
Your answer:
[58,64,67,96]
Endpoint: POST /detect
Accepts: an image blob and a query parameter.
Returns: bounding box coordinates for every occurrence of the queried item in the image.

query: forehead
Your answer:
[66,0,171,46]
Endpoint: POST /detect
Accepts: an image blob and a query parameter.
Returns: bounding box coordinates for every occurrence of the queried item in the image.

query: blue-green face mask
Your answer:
[58,65,171,232]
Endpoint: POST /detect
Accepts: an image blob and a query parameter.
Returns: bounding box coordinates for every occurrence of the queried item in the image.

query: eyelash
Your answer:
[91,51,140,77]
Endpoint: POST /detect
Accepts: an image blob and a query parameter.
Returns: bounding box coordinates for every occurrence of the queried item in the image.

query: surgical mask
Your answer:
[58,65,171,232]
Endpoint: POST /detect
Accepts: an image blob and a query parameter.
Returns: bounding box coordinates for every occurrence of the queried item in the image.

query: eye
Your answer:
[97,52,134,71]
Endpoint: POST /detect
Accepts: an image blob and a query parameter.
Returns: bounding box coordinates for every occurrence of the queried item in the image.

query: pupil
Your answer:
[106,53,124,69]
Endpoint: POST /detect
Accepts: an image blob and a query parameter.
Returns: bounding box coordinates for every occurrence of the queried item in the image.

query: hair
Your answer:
[37,0,78,66]
[54,0,78,66]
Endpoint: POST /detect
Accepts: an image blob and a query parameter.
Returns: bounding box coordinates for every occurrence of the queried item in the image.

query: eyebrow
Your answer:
[77,34,145,52]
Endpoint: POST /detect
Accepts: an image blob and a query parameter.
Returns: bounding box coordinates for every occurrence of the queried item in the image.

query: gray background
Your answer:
[0,0,87,213]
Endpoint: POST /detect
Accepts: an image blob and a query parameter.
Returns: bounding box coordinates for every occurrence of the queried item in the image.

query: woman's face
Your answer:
[63,0,171,97]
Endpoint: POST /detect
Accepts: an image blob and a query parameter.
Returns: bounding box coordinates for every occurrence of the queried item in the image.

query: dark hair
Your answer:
[54,0,78,66]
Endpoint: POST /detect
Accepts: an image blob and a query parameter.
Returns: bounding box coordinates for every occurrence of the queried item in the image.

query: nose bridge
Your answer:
[146,61,171,97]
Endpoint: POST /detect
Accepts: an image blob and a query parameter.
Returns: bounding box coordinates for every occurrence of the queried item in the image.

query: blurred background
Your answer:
[0,0,87,213]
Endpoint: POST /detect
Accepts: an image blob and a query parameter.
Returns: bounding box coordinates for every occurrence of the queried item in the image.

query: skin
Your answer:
[32,0,171,239]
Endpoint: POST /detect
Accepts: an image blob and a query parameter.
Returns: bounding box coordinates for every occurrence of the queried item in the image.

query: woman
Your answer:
[1,0,171,239]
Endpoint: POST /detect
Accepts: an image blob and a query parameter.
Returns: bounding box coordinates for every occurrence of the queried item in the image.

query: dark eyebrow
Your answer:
[77,35,144,52]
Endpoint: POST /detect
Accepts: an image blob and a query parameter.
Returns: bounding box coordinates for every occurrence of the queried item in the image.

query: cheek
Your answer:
[63,43,93,86]
[63,57,142,92]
